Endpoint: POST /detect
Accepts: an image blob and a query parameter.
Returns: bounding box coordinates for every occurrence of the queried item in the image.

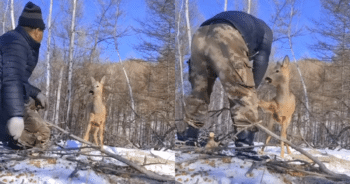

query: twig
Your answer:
[45,121,174,182]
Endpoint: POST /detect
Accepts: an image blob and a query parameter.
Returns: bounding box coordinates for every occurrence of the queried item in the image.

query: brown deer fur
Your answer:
[259,56,296,158]
[83,76,107,146]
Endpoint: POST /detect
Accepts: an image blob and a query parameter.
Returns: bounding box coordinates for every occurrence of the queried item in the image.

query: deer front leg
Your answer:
[280,116,288,158]
[259,100,274,113]
[261,114,275,151]
[93,127,99,146]
[285,116,292,154]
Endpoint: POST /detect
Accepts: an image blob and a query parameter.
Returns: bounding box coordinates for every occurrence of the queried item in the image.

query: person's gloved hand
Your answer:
[7,117,24,140]
[35,92,48,110]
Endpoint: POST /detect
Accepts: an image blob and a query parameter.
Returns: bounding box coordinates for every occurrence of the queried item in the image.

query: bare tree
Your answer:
[176,0,185,107]
[66,0,77,125]
[134,0,175,62]
[88,0,128,63]
[224,0,227,11]
[44,0,54,120]
[110,0,136,122]
[286,0,310,123]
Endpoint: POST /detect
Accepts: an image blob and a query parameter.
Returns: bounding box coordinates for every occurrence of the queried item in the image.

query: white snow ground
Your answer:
[175,142,350,184]
[0,140,175,184]
[1,140,349,184]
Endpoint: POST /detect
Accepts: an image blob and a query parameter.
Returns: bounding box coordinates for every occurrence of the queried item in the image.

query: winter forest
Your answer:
[1,0,350,183]
[175,0,350,150]
[0,0,175,149]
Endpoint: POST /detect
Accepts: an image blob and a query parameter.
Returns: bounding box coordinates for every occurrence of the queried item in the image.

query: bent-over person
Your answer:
[181,11,273,151]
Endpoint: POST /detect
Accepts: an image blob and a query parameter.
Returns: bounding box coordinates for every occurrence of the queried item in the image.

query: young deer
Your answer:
[259,56,296,158]
[83,76,107,146]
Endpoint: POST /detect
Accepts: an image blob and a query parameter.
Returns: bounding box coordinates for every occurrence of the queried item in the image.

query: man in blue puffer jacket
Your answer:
[0,2,48,148]
[181,11,273,151]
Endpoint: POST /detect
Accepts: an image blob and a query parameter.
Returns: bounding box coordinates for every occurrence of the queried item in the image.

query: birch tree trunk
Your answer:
[2,0,9,34]
[54,67,64,127]
[44,0,54,120]
[185,0,191,49]
[66,0,77,125]
[10,0,15,29]
[177,0,185,107]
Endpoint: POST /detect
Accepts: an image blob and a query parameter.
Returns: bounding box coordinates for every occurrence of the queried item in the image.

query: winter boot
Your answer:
[235,130,256,153]
[176,125,199,146]
[185,125,199,146]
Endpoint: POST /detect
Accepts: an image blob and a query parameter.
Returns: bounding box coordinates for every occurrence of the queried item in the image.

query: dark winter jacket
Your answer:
[0,26,41,123]
[201,11,273,88]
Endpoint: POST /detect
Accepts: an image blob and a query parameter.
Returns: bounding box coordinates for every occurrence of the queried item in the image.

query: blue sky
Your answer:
[13,0,322,62]
[15,0,146,62]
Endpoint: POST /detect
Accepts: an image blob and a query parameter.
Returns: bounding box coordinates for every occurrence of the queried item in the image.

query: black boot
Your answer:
[235,130,256,153]
[176,125,199,146]
[4,137,24,150]
[185,125,199,146]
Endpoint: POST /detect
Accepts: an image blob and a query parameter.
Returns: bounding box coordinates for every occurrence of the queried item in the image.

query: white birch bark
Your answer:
[10,0,15,29]
[177,0,185,107]
[55,67,64,126]
[66,0,77,124]
[44,0,53,120]
[185,0,191,49]
[2,0,9,34]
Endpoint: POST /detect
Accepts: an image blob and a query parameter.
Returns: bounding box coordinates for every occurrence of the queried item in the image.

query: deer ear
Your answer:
[91,77,96,84]
[100,76,106,84]
[282,55,290,68]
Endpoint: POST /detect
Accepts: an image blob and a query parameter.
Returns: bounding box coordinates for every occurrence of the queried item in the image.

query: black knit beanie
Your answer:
[18,1,45,30]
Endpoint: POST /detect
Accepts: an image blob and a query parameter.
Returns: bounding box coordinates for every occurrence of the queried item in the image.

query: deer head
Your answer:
[265,55,291,87]
[90,76,106,97]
